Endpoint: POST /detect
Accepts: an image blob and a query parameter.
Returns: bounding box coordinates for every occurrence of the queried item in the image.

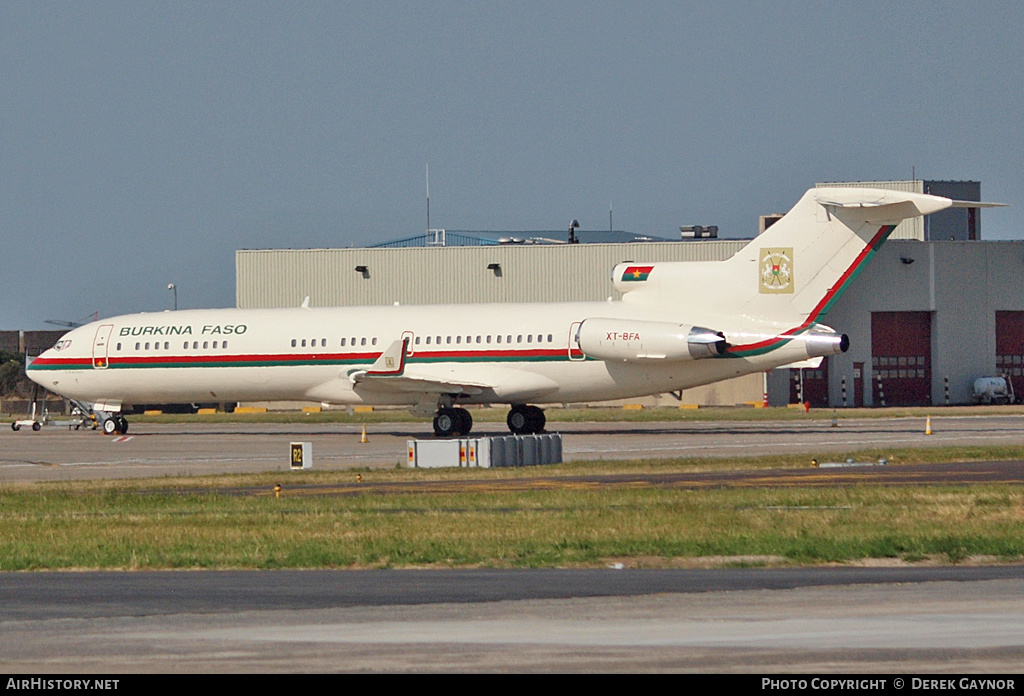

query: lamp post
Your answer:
[167,283,177,311]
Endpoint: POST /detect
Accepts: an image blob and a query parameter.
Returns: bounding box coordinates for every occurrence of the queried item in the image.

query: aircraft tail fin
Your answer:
[618,187,966,329]
[729,187,952,322]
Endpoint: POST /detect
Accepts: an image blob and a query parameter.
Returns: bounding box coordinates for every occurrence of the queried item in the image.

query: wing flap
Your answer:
[352,373,487,396]
[346,338,560,402]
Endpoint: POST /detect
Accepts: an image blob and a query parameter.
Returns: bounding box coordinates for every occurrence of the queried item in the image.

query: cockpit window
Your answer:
[53,339,71,351]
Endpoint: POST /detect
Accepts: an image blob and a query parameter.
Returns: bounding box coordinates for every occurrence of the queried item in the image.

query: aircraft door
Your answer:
[401,331,415,357]
[92,324,114,369]
[567,322,585,361]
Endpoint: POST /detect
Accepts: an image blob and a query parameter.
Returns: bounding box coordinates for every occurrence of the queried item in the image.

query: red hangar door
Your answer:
[871,312,932,406]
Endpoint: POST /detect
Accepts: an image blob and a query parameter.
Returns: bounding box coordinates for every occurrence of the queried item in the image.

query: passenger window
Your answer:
[135,342,140,350]
[496,335,502,344]
[340,338,346,346]
[193,341,198,349]
[507,335,512,344]
[547,334,553,342]
[517,335,522,343]
[203,341,208,349]
[301,339,307,347]
[415,337,420,345]
[291,339,296,347]
[361,337,367,346]
[164,342,169,350]
[527,335,533,343]
[446,336,452,344]
[426,336,432,344]
[486,335,491,343]
[475,336,481,344]
[213,341,218,349]
[456,336,462,344]
[372,338,377,346]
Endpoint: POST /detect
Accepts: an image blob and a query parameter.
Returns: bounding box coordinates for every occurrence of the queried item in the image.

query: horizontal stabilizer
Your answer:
[949,199,1007,208]
[815,188,952,222]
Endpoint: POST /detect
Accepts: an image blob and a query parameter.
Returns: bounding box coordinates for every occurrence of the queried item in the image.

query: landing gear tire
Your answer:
[433,407,472,437]
[453,408,472,435]
[117,417,129,434]
[32,422,41,431]
[433,408,455,437]
[507,405,545,434]
[102,418,119,435]
[11,422,19,431]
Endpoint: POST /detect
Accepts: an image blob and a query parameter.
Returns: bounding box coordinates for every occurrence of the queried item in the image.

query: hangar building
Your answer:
[236,180,1020,408]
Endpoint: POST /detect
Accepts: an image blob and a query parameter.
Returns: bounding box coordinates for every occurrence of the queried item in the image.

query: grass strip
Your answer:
[2,447,1023,571]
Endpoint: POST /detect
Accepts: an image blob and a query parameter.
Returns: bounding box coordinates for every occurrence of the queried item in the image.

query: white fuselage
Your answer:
[27,299,797,411]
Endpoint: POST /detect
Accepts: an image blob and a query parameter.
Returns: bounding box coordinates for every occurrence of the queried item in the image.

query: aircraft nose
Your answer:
[25,360,45,386]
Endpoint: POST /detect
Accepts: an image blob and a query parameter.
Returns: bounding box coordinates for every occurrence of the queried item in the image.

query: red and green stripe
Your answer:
[27,348,572,372]
[726,224,895,358]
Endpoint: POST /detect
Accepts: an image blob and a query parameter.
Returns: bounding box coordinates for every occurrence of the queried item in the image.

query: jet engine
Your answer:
[575,318,727,362]
[801,325,850,358]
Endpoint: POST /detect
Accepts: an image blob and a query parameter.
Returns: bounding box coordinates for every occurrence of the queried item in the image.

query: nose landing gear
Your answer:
[101,416,129,435]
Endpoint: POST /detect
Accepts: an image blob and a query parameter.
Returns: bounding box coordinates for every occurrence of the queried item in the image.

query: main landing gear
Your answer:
[430,404,547,437]
[432,407,473,438]
[506,404,545,435]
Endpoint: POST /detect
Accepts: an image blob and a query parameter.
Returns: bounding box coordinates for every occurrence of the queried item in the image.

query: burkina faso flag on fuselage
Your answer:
[621,265,654,282]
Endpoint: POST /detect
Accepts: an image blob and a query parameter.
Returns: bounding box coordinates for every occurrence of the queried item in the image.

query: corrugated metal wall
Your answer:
[236,241,747,308]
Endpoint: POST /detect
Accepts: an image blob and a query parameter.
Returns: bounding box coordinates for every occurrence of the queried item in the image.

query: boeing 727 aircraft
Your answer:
[27,187,984,436]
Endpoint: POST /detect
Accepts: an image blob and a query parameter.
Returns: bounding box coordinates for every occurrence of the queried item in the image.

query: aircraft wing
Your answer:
[348,338,559,402]
[352,366,488,396]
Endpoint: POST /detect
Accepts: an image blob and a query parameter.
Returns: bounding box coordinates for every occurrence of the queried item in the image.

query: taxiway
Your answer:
[3,413,1024,482]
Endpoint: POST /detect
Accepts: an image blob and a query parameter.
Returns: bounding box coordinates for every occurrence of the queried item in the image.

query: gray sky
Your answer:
[2,1,1022,329]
